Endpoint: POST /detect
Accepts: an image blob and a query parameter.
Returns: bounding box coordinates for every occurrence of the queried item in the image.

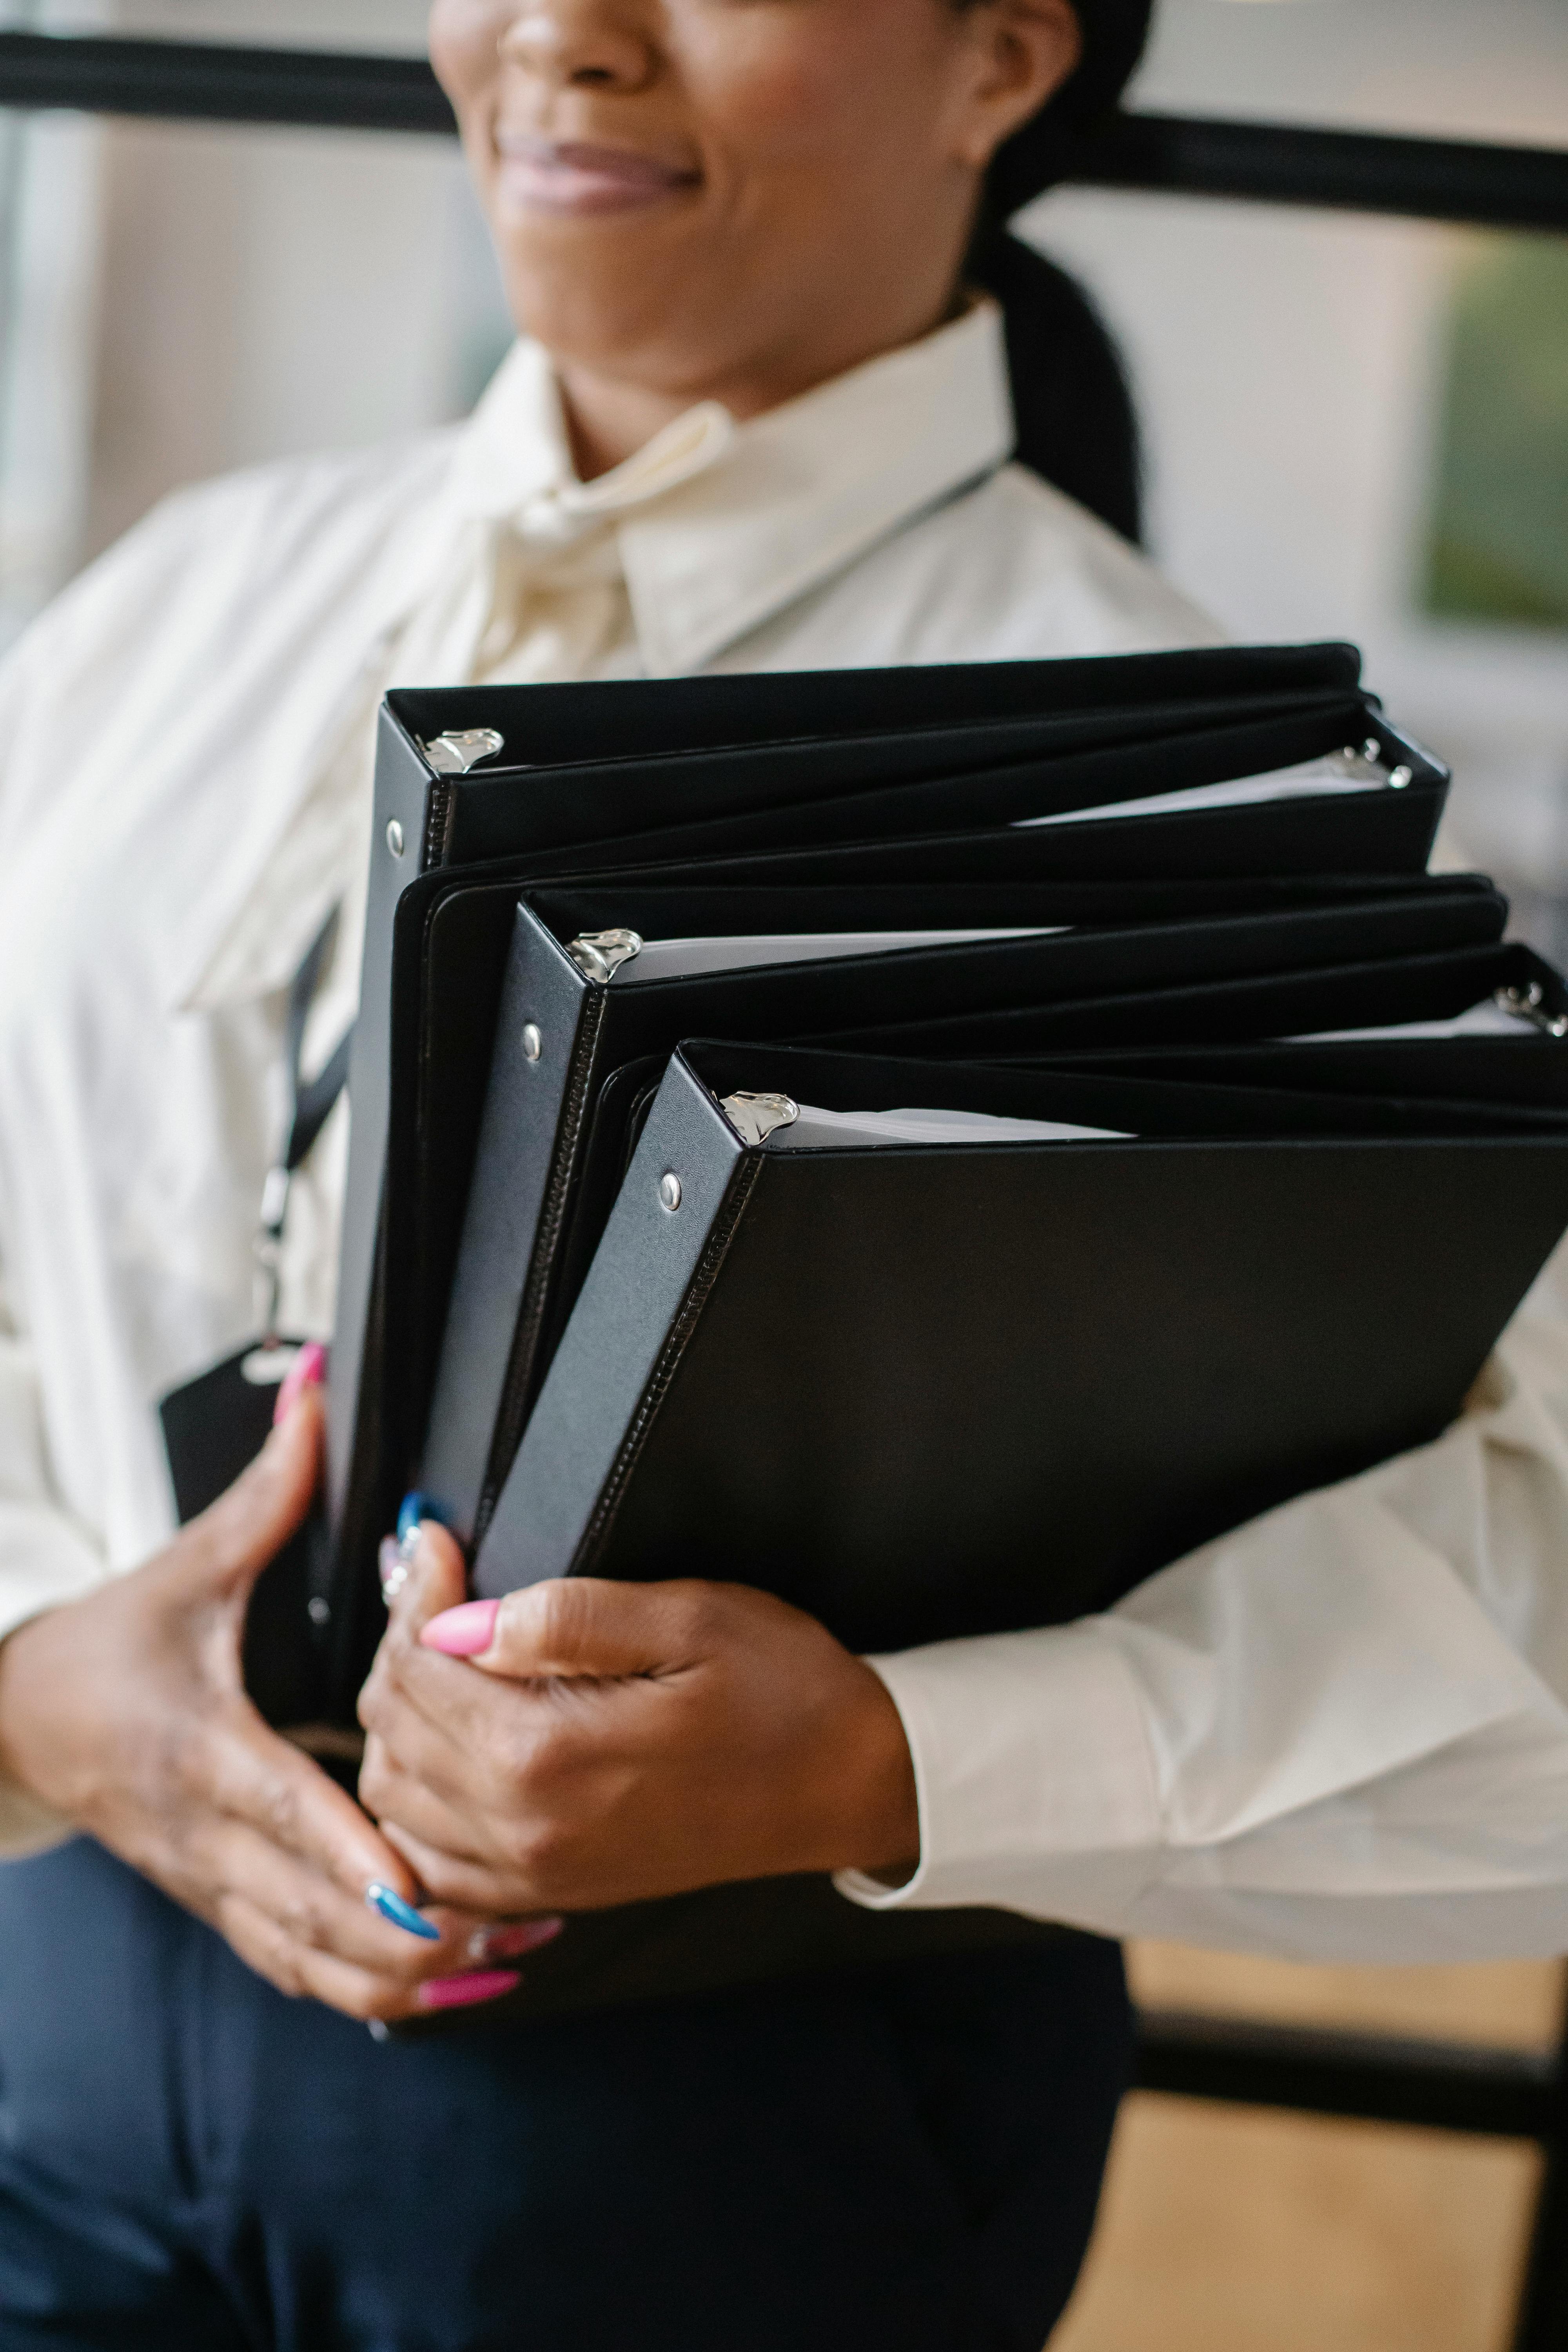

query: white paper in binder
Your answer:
[771,1102,1132,1149]
[1016,752,1390,831]
[604,927,1067,984]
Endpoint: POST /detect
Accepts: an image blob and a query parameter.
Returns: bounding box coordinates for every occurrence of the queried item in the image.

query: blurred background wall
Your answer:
[1031,0,1568,950]
[0,4,1563,2345]
[0,0,490,640]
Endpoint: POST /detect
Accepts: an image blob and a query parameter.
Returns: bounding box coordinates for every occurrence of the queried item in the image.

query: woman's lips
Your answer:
[495,136,700,216]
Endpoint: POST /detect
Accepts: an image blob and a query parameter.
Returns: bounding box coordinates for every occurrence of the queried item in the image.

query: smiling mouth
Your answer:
[495,137,701,216]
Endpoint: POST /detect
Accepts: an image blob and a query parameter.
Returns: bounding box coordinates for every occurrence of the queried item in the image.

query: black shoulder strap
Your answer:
[284,912,355,1174]
[255,913,355,1343]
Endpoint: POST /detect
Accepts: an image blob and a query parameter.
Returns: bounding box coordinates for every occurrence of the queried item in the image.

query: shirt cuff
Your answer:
[834,1621,1161,1917]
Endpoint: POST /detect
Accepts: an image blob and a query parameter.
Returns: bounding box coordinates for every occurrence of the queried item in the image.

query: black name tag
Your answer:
[160,1343,332,1728]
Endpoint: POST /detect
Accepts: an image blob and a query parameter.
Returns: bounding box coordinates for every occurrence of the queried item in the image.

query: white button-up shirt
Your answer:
[1,302,1566,1968]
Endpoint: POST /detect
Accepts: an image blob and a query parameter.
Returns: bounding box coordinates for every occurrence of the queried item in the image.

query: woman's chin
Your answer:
[501,267,717,380]
[496,214,724,346]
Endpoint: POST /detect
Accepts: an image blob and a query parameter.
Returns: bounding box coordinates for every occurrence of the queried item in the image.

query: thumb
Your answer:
[394,1521,470,1633]
[175,1383,325,1601]
[421,1577,710,1684]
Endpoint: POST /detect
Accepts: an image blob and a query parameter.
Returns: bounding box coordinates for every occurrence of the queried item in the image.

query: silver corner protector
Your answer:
[420,727,506,777]
[719,1091,800,1147]
[567,928,643,983]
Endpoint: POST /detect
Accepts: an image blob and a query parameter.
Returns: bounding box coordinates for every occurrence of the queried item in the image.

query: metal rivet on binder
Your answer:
[720,1092,800,1146]
[521,1024,543,1063]
[659,1172,683,1213]
[568,929,643,984]
[1388,765,1413,790]
[421,728,505,777]
[1495,981,1568,1038]
[385,819,406,858]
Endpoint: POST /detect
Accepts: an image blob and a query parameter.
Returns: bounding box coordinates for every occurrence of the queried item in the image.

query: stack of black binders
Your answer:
[320,642,1568,2020]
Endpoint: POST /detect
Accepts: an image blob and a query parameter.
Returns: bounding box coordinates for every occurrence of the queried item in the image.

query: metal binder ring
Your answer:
[420,728,506,777]
[567,929,643,983]
[1495,981,1568,1039]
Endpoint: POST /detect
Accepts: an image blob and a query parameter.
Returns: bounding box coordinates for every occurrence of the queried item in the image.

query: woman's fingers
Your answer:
[359,1733,499,1866]
[391,1528,716,1691]
[358,1633,532,1815]
[203,1696,430,1922]
[421,1574,719,1684]
[360,1624,495,1776]
[215,1887,429,2023]
[397,1519,468,1618]
[379,1817,532,1920]
[201,1812,478,1983]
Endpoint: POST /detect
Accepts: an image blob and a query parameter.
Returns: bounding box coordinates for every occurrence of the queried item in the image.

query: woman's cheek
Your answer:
[428,0,508,109]
[684,42,947,216]
[678,10,863,169]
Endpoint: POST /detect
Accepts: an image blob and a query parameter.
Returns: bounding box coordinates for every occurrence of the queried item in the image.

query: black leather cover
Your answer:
[428,702,1436,873]
[161,1347,331,1728]
[430,1032,1568,2026]
[385,642,1367,853]
[1036,955,1568,1109]
[316,650,1568,2029]
[478,1044,1568,1653]
[328,649,1445,1702]
[417,879,1505,1544]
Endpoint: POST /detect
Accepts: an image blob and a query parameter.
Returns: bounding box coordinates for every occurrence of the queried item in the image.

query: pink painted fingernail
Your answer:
[273,1342,327,1427]
[420,1599,499,1658]
[416,1969,521,2012]
[468,1917,564,1965]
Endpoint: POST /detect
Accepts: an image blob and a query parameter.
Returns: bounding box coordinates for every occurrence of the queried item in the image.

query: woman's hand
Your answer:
[357,1523,920,1918]
[0,1389,520,2023]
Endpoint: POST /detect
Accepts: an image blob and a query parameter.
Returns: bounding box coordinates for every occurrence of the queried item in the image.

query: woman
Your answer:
[3,2,1568,2347]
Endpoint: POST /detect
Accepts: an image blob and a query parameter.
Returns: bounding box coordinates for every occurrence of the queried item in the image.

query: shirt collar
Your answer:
[172,304,1014,1017]
[449,299,1015,675]
[447,338,736,546]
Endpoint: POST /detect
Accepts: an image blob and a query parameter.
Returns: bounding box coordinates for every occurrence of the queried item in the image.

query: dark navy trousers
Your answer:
[0,1840,1129,2352]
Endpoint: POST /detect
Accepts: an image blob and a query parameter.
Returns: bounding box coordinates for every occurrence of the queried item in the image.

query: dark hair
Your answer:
[964,0,1155,544]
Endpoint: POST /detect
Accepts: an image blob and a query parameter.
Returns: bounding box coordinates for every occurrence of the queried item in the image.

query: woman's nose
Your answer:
[498,2,658,94]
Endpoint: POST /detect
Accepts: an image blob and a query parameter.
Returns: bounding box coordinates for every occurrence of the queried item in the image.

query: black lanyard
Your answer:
[254,912,354,1347]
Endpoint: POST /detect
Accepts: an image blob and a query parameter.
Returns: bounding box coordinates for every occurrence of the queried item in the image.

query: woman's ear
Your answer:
[948,0,1085,172]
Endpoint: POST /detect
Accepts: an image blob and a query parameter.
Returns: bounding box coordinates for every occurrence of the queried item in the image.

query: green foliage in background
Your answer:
[1422,235,1568,632]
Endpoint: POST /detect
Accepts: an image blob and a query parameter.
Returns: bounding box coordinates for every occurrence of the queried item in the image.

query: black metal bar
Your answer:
[1510,1982,1568,2352]
[1513,2153,1568,2348]
[0,33,1564,236]
[1135,2009,1559,2141]
[0,32,456,138]
[1062,110,1568,236]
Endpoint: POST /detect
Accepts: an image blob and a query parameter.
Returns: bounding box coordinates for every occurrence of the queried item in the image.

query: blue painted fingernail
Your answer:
[397,1492,436,1548]
[367,1882,441,1941]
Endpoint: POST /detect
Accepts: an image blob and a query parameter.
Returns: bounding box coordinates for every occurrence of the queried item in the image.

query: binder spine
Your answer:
[473,1058,749,1599]
[418,909,591,1543]
[476,980,610,1538]
[326,707,436,1538]
[422,775,458,871]
[578,1150,765,1572]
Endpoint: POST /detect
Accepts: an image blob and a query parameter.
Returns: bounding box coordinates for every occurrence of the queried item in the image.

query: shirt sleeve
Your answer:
[0,597,130,1862]
[836,1253,1568,1963]
[0,1263,112,1858]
